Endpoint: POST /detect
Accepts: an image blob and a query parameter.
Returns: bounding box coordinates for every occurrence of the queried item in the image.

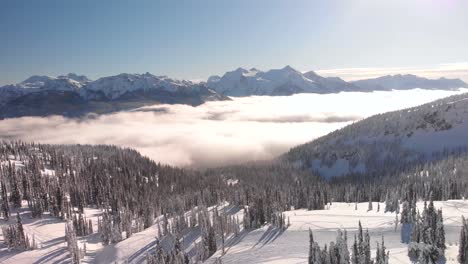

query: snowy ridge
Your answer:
[351,74,467,91]
[207,66,322,96]
[207,67,467,97]
[83,72,208,100]
[0,73,227,118]
[286,92,468,177]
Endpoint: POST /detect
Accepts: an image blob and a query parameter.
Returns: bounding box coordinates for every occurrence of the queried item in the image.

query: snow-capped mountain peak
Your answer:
[20,75,55,88]
[207,66,331,96]
[83,73,185,99]
[57,73,91,83]
[207,66,467,97]
[0,72,228,118]
[41,78,82,92]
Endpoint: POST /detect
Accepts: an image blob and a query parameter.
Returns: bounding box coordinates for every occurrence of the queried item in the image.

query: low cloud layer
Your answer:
[1,89,466,168]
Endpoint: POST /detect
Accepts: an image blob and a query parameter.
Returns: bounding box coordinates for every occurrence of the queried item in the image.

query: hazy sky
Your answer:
[1,0,468,85]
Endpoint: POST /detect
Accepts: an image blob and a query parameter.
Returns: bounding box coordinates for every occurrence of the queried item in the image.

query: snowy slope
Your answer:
[4,200,465,264]
[207,201,468,264]
[0,85,31,105]
[20,75,56,88]
[286,92,468,178]
[58,73,91,83]
[0,203,103,264]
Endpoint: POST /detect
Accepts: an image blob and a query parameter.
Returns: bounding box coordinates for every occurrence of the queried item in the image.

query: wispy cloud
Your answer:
[0,89,466,168]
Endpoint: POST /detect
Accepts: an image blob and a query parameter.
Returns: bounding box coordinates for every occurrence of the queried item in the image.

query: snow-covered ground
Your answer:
[1,200,466,263]
[0,204,103,264]
[207,201,468,264]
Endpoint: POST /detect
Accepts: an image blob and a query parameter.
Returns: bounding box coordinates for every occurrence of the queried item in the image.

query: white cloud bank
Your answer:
[1,89,467,167]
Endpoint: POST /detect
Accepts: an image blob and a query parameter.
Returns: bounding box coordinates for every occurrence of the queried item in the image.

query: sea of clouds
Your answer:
[0,89,466,168]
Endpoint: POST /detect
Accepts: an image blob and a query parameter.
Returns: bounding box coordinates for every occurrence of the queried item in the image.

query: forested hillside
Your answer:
[286,92,468,178]
[1,139,468,263]
[1,94,468,263]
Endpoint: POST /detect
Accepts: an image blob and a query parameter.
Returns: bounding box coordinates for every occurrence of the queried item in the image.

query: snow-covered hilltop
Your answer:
[285,92,468,178]
[0,73,227,118]
[207,66,467,96]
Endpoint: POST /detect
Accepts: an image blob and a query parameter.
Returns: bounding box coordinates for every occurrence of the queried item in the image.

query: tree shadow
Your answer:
[252,226,285,248]
[32,247,67,264]
[40,236,65,249]
[221,228,252,255]
[223,206,241,216]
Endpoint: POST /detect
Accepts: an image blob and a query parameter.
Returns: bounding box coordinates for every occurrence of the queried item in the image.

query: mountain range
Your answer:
[0,73,227,119]
[1,67,466,118]
[207,66,467,96]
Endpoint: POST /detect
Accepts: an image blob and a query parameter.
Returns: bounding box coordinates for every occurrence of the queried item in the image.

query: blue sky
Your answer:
[1,0,468,85]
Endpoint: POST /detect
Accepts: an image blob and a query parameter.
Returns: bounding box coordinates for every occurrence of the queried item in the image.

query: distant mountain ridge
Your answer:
[207,66,467,96]
[351,74,467,91]
[1,67,466,118]
[0,73,227,119]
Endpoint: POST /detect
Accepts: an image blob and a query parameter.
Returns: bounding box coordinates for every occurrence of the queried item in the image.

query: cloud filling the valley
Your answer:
[1,89,467,168]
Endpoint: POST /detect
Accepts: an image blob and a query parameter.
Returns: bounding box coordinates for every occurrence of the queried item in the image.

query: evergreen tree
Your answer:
[367,197,373,212]
[459,216,468,264]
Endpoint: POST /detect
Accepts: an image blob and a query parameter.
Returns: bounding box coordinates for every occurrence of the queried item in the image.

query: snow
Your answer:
[0,203,103,264]
[208,201,468,264]
[311,159,366,178]
[1,200,467,263]
[207,66,323,96]
[207,67,467,97]
[226,179,239,186]
[0,72,211,105]
[351,74,467,91]
[40,168,55,177]
[288,90,468,177]
[84,73,200,99]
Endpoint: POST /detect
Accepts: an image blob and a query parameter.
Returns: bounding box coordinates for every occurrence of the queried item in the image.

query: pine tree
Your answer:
[352,235,359,264]
[394,213,398,232]
[459,216,468,264]
[375,235,389,264]
[16,212,27,249]
[364,230,371,264]
[1,181,10,220]
[309,228,323,264]
[336,229,350,264]
[367,197,373,212]
[435,209,446,252]
[65,221,81,264]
